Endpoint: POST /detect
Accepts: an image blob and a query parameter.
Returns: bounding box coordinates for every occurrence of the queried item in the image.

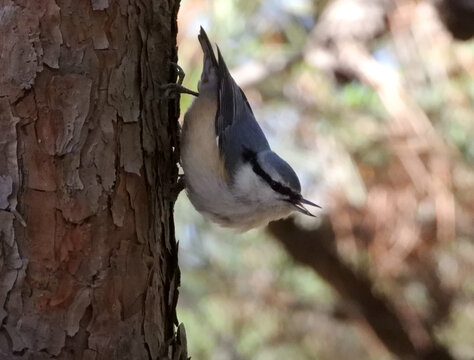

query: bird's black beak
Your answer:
[290,197,321,217]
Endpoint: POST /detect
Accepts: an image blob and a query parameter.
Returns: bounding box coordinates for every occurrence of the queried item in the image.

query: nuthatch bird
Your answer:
[173,27,320,231]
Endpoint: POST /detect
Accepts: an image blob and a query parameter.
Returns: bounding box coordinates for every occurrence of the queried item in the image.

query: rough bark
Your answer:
[0,0,183,359]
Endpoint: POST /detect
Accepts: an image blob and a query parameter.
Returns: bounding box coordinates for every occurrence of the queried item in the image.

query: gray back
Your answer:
[215,48,270,177]
[198,27,271,178]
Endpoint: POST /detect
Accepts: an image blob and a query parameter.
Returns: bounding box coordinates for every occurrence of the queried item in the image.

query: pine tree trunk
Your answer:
[0,0,182,359]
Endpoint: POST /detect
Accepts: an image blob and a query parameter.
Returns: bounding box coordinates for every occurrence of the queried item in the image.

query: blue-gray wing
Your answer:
[215,48,270,176]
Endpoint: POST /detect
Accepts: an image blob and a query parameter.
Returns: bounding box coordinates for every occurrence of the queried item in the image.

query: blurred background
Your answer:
[173,0,474,359]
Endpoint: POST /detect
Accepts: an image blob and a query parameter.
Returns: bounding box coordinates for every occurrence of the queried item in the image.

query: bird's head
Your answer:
[241,149,320,217]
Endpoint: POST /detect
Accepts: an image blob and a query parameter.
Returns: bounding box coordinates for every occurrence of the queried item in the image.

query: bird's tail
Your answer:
[198,27,218,83]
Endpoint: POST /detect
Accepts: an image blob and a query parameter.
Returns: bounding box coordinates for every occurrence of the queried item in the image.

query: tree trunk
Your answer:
[0,0,183,359]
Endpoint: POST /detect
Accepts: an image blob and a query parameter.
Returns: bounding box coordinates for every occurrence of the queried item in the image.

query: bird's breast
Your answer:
[181,94,227,182]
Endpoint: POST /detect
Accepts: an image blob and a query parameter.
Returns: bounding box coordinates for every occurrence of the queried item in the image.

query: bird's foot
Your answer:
[160,62,199,99]
[160,83,199,98]
[172,62,185,86]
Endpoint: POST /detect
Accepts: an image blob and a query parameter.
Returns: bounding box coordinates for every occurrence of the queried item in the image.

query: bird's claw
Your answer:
[160,62,199,99]
[160,84,199,99]
[170,62,185,86]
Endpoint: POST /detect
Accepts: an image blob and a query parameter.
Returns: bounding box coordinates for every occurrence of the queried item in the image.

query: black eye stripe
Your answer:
[242,149,300,200]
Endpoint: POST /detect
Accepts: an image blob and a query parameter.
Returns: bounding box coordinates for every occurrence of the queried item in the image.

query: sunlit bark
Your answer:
[0,0,183,358]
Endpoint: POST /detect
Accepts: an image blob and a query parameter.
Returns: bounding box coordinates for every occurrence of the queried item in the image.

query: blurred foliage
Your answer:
[174,0,474,359]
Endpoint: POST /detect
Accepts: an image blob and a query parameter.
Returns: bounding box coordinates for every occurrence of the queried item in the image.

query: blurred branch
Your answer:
[434,0,474,40]
[303,2,457,324]
[267,218,455,360]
